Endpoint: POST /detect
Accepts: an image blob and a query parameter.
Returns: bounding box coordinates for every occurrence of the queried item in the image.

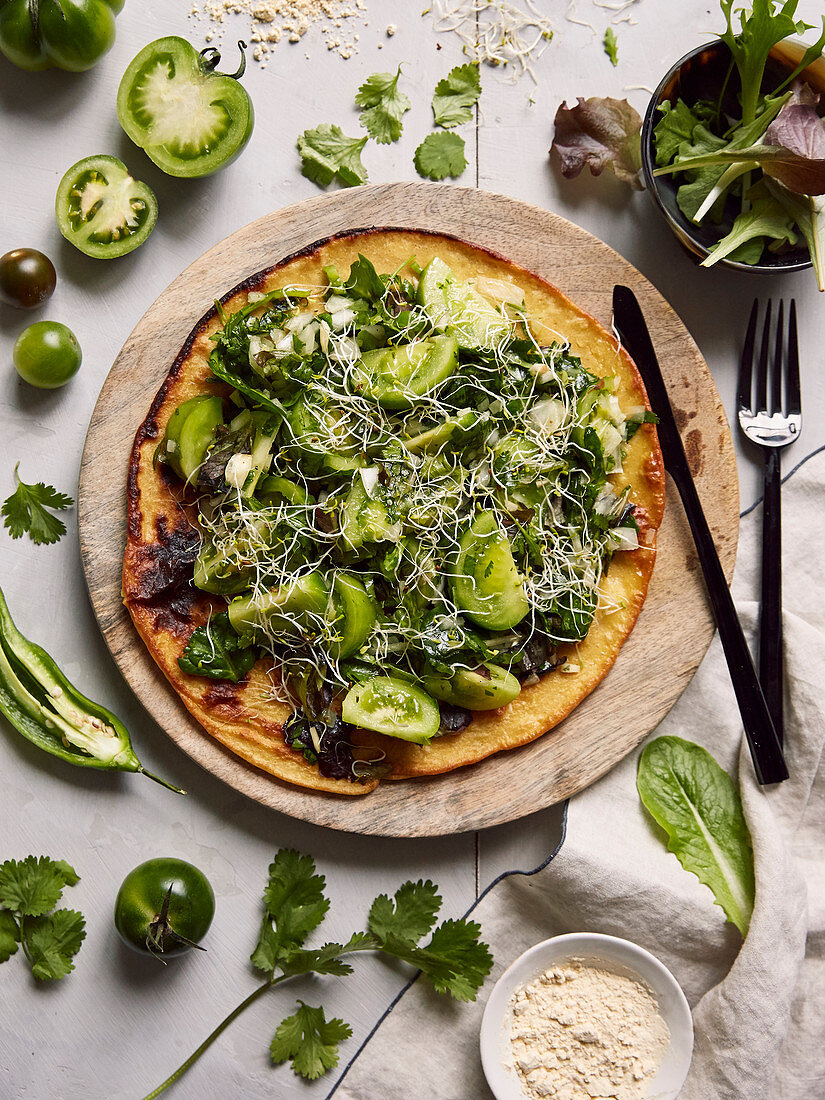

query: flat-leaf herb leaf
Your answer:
[356,68,411,143]
[432,62,481,128]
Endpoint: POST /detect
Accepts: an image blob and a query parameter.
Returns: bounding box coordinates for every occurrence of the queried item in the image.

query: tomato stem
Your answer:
[199,40,248,81]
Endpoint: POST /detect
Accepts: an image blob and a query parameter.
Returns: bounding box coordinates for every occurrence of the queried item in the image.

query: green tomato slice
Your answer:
[326,574,376,660]
[228,574,329,638]
[117,36,254,178]
[342,676,440,744]
[423,662,522,711]
[417,257,511,351]
[158,395,224,482]
[55,155,158,259]
[351,334,458,410]
[452,511,530,630]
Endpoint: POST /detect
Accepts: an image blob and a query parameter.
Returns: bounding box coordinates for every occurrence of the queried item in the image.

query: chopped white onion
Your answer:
[330,308,357,330]
[326,294,354,313]
[529,397,566,435]
[359,466,380,497]
[225,453,253,490]
[474,276,525,307]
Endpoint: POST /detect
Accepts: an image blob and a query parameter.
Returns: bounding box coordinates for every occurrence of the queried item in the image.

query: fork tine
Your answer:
[771,300,784,414]
[756,299,772,414]
[738,298,759,412]
[786,298,801,416]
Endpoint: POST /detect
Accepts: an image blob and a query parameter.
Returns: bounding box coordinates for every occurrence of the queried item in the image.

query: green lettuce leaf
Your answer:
[637,735,755,936]
[702,185,797,266]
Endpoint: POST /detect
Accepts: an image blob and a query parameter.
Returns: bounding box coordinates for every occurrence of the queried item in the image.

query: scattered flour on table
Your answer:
[188,0,368,65]
[507,960,670,1099]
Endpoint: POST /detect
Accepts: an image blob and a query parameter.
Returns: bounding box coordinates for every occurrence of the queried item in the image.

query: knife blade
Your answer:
[612,285,788,785]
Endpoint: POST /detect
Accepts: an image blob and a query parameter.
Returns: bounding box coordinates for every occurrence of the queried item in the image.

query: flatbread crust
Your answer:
[123,229,665,796]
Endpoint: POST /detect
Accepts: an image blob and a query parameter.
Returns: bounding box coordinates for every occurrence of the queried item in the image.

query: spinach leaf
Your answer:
[637,735,755,936]
[178,612,257,683]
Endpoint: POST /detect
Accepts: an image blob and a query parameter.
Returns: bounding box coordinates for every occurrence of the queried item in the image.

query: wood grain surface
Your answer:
[77,183,739,837]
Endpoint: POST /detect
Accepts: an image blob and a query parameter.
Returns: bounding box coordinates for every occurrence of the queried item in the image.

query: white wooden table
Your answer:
[1,2,823,1097]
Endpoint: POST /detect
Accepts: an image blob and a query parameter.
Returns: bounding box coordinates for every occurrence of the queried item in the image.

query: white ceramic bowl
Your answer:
[480,933,694,1100]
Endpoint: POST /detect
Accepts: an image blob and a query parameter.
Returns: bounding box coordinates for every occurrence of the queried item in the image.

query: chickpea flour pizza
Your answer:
[123,230,664,795]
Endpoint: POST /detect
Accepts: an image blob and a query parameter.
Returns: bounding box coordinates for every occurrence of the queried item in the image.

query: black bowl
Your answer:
[640,37,825,274]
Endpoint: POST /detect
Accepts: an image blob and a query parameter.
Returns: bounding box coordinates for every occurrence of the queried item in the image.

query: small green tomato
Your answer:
[13,321,82,389]
[114,857,215,960]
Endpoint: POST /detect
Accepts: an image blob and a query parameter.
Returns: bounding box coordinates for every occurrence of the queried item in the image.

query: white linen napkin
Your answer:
[331,447,825,1100]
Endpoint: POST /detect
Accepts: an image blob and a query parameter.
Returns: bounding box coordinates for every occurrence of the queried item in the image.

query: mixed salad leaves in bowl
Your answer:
[155,252,651,784]
[642,0,825,286]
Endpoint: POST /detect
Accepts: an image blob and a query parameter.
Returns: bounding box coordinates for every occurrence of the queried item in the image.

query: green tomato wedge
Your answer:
[326,574,376,660]
[452,511,530,630]
[193,543,251,596]
[417,257,511,351]
[228,574,329,637]
[423,662,522,711]
[55,155,158,259]
[342,676,440,744]
[258,475,312,505]
[159,395,224,482]
[351,334,458,410]
[117,37,254,178]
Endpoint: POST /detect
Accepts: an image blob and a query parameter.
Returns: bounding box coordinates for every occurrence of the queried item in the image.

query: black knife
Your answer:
[612,285,788,785]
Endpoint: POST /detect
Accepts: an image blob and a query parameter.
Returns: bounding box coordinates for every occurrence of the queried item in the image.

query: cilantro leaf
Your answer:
[178,612,257,683]
[414,132,467,181]
[432,63,481,128]
[379,917,493,1002]
[298,124,368,188]
[251,850,329,972]
[0,856,78,917]
[356,67,411,143]
[368,880,441,945]
[0,909,20,963]
[22,908,86,981]
[270,1001,352,1080]
[1,464,74,546]
[603,27,619,66]
[278,930,369,978]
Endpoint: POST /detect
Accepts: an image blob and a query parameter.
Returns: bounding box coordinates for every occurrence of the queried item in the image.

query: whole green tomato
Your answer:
[114,858,215,959]
[0,0,124,73]
[13,321,81,388]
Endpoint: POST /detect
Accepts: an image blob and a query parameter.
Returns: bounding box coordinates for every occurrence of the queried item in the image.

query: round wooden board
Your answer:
[78,183,739,837]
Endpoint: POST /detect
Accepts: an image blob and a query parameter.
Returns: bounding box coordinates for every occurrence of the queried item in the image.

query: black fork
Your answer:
[737,299,802,746]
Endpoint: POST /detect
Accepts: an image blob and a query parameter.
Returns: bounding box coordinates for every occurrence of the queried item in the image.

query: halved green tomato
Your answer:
[341,676,440,744]
[258,475,312,506]
[326,574,376,660]
[452,511,530,630]
[117,37,254,178]
[55,155,158,259]
[417,257,511,351]
[228,574,329,637]
[403,409,476,454]
[422,662,522,710]
[351,335,458,410]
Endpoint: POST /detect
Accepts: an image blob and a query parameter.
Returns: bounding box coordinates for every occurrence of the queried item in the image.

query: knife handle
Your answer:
[671,465,788,784]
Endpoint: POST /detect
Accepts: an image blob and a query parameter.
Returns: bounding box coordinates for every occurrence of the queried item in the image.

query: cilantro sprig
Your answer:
[0,856,85,980]
[431,62,481,128]
[414,131,468,180]
[356,66,411,144]
[142,848,492,1097]
[297,124,368,188]
[2,464,74,546]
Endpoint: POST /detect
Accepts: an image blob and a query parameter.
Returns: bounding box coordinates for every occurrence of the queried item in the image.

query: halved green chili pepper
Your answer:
[0,584,183,792]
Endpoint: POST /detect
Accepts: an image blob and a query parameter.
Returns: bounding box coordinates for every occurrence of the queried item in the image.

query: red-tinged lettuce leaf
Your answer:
[551,97,643,189]
[763,104,825,194]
